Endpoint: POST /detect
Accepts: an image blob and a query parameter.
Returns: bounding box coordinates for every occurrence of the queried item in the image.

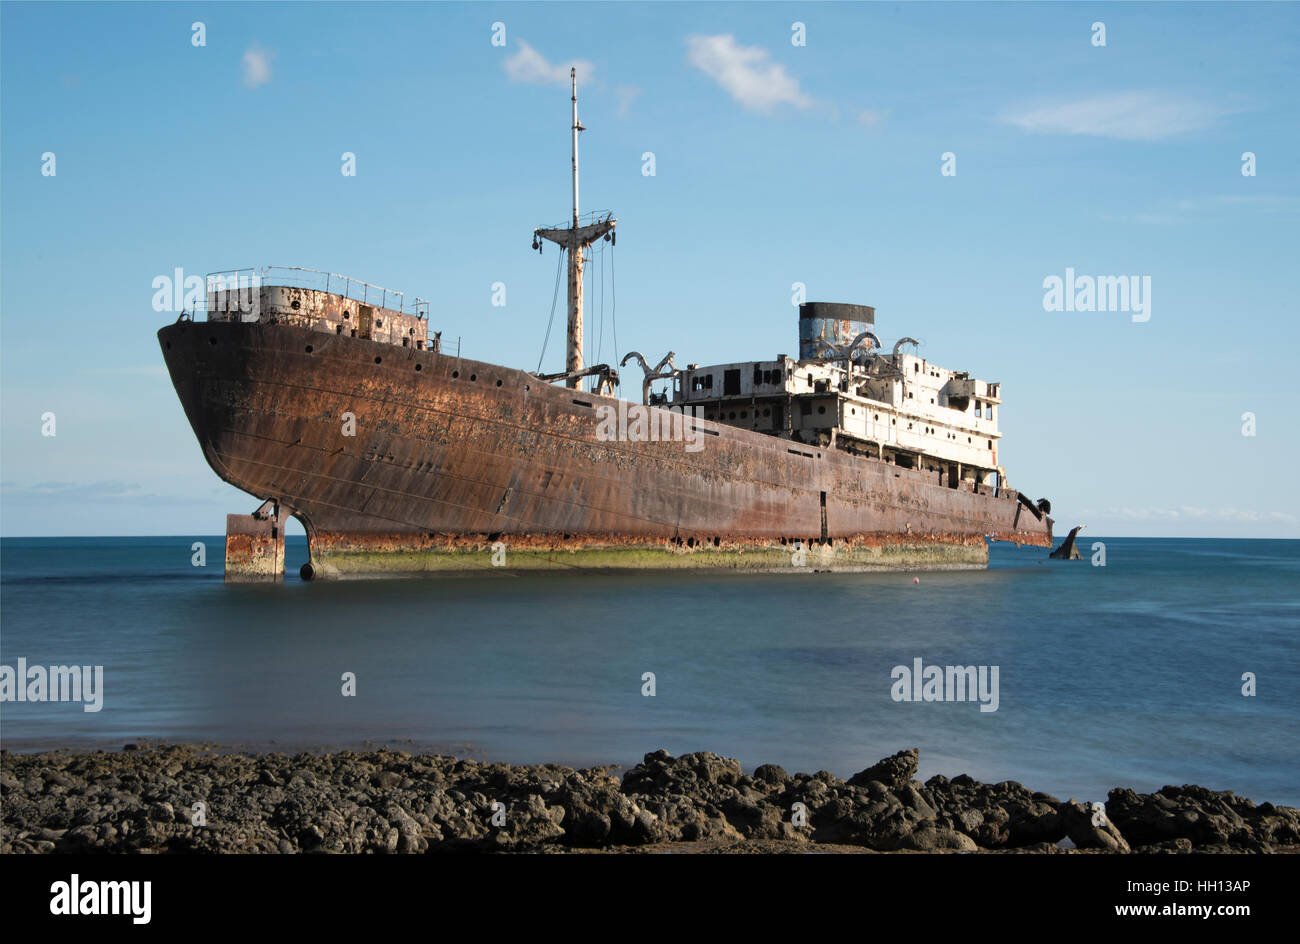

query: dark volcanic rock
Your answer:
[1061,799,1130,853]
[1,745,1293,854]
[1106,784,1300,852]
[922,774,1064,848]
[848,749,919,791]
[752,764,789,786]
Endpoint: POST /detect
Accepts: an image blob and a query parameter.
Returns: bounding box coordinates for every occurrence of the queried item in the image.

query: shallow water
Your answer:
[1,536,1296,805]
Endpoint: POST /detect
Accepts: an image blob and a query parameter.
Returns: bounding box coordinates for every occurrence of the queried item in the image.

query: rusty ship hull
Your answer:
[158,318,1053,578]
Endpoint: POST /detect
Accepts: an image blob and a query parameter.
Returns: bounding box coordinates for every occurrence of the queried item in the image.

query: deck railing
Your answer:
[205,266,429,319]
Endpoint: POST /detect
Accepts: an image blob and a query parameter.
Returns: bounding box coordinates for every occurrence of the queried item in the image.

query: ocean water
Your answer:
[1,536,1296,806]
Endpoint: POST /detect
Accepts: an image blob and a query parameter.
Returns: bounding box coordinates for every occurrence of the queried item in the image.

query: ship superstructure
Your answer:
[159,70,1054,581]
[669,303,1008,492]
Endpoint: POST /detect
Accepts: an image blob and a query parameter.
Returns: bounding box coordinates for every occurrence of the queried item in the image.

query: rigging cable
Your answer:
[537,244,565,374]
[585,245,593,381]
[610,239,618,367]
[584,245,595,392]
[597,239,606,367]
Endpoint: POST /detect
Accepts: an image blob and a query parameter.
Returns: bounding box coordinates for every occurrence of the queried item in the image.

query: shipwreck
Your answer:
[158,69,1054,581]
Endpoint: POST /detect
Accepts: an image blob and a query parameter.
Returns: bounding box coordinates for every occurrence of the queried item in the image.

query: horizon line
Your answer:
[0,534,1296,542]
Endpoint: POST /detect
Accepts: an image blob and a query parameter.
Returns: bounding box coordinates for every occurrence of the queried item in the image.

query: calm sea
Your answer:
[1,537,1296,806]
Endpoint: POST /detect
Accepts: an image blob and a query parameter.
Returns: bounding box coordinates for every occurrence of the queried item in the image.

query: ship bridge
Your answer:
[667,303,1006,490]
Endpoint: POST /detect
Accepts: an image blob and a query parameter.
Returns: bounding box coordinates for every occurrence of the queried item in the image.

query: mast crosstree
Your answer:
[533,67,615,390]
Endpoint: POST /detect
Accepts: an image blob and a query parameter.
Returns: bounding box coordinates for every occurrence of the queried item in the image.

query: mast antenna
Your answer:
[533,66,615,390]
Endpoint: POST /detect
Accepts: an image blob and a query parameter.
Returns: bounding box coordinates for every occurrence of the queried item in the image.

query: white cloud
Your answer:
[242,45,273,89]
[504,40,594,86]
[685,34,814,114]
[1197,194,1300,214]
[1103,193,1300,225]
[1001,92,1228,141]
[855,108,887,129]
[615,84,641,118]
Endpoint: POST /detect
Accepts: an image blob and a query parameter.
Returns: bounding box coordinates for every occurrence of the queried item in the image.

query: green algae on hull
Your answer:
[307,539,989,578]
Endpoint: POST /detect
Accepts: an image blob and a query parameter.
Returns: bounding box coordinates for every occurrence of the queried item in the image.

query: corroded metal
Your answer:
[620,350,679,404]
[224,503,289,582]
[159,319,1053,579]
[798,302,875,360]
[1050,524,1085,560]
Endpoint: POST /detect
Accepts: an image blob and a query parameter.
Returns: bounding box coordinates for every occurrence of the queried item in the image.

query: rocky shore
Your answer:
[3,745,1296,854]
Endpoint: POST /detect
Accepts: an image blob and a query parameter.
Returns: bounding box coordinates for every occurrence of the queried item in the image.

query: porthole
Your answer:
[452,370,460,378]
[495,379,502,387]
[374,356,382,364]
[305,345,313,353]
[291,300,301,310]
[415,363,422,372]
[470,374,477,381]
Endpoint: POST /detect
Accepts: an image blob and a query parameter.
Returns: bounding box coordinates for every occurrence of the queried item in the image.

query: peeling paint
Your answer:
[160,319,1053,581]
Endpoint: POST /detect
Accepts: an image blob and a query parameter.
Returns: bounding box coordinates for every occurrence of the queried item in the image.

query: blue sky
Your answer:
[1,1,1297,538]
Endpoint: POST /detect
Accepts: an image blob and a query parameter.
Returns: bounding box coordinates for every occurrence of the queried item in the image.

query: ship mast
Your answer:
[534,67,615,389]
